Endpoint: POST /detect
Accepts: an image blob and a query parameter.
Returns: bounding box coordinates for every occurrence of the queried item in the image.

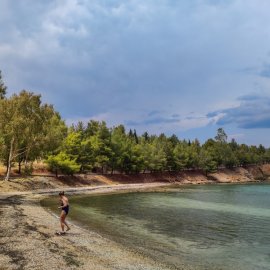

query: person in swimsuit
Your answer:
[58,191,71,234]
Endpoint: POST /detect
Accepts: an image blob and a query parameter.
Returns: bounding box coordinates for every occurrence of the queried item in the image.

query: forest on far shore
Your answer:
[0,71,270,180]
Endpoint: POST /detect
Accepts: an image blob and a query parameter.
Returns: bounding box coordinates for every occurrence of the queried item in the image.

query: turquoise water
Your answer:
[42,183,270,269]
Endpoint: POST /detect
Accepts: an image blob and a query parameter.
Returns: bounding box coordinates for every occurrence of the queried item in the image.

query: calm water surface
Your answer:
[42,183,270,269]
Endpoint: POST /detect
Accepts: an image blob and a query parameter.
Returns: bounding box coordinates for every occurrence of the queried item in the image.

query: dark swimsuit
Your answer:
[61,202,69,215]
[62,205,69,215]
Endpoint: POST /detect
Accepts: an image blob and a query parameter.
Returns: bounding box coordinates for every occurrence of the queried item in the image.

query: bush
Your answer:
[46,152,80,176]
[22,163,33,176]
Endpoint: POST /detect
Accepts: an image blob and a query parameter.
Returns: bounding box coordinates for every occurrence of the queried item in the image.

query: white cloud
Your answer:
[1,0,270,144]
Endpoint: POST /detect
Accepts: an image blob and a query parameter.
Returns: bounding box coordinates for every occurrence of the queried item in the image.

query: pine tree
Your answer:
[0,71,7,99]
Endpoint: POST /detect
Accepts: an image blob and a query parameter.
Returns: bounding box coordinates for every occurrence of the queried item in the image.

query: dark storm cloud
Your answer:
[126,116,180,126]
[208,95,270,129]
[1,0,270,144]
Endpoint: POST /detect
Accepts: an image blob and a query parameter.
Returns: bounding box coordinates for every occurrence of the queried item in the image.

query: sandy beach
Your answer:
[0,183,183,270]
[1,164,270,269]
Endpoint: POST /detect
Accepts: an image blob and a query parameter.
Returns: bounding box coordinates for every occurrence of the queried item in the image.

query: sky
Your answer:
[0,0,270,146]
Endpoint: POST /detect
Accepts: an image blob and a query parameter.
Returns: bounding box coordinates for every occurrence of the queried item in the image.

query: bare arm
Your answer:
[58,197,68,209]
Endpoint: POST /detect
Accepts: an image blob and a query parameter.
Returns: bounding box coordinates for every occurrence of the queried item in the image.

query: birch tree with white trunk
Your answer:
[0,90,66,180]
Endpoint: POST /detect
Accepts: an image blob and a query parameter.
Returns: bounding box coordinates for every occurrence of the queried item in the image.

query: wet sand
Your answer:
[0,183,181,270]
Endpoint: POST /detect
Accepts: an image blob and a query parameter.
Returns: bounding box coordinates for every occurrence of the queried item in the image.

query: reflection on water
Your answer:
[42,183,270,270]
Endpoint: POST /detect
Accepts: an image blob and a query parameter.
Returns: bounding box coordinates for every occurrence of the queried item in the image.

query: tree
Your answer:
[85,120,100,137]
[263,149,270,163]
[133,129,139,144]
[215,128,227,143]
[148,137,167,172]
[199,148,218,175]
[221,144,239,168]
[228,138,238,151]
[43,119,270,176]
[173,143,189,170]
[0,71,7,99]
[0,90,66,180]
[142,131,149,141]
[90,121,112,173]
[15,105,66,174]
[236,144,252,166]
[110,125,126,173]
[61,131,94,172]
[40,108,67,156]
[46,152,80,177]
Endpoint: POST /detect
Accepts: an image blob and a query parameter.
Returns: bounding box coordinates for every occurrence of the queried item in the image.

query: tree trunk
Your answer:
[5,137,14,181]
[18,158,23,174]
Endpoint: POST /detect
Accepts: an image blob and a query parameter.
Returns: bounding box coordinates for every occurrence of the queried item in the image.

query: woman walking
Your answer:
[57,191,71,235]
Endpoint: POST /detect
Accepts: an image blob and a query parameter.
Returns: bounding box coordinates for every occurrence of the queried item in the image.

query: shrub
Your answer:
[46,152,80,177]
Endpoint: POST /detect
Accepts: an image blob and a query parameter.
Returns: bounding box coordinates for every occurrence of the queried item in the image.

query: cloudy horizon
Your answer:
[1,0,270,146]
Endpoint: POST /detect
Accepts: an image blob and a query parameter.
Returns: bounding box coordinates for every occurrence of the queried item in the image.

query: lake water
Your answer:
[42,183,270,269]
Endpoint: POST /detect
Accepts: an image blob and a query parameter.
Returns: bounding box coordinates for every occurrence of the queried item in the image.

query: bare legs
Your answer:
[60,211,70,233]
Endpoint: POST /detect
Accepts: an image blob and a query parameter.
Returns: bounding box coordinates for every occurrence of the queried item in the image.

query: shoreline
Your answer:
[1,180,270,269]
[1,164,270,194]
[0,183,178,270]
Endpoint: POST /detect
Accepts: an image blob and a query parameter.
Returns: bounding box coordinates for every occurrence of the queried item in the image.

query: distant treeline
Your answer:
[47,122,270,176]
[0,71,269,180]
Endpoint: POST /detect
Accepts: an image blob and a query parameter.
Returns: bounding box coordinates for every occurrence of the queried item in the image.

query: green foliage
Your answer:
[263,149,270,163]
[0,90,67,180]
[22,164,33,176]
[0,74,268,178]
[173,143,189,170]
[46,152,80,176]
[0,71,7,99]
[199,146,218,175]
[47,123,270,175]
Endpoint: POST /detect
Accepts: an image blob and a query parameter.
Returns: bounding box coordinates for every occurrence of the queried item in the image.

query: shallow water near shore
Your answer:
[42,183,270,269]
